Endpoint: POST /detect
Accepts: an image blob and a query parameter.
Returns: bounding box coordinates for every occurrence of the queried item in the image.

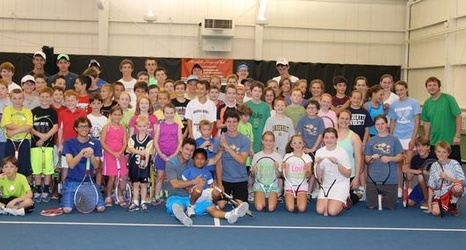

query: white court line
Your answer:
[0,220,465,232]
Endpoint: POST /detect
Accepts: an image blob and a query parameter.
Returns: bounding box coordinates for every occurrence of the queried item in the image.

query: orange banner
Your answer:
[181,58,233,80]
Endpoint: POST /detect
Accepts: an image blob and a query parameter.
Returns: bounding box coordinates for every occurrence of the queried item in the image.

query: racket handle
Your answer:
[378,194,382,211]
[86,158,91,170]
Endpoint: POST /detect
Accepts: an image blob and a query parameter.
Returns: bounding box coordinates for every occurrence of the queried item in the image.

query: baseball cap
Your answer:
[88,59,101,69]
[21,75,36,84]
[276,58,289,66]
[186,75,199,83]
[241,78,254,85]
[33,51,46,60]
[237,63,249,71]
[57,53,70,61]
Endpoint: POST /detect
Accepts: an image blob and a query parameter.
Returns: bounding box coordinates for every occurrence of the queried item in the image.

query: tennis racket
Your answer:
[367,159,391,211]
[321,116,335,129]
[10,111,28,159]
[429,161,446,217]
[314,157,338,216]
[283,155,308,199]
[40,207,63,217]
[115,157,132,208]
[254,156,278,196]
[74,158,99,214]
[212,184,253,217]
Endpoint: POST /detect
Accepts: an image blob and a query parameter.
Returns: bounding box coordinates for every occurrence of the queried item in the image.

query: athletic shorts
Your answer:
[433,183,464,212]
[222,181,248,202]
[0,196,35,213]
[61,181,104,209]
[284,180,309,196]
[165,196,212,216]
[5,139,31,176]
[154,155,167,171]
[253,179,279,198]
[408,184,424,204]
[190,187,213,203]
[31,147,54,175]
[399,139,411,151]
[366,183,397,210]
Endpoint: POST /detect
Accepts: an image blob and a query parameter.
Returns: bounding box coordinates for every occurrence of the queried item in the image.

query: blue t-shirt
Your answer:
[62,137,103,182]
[213,132,250,183]
[387,97,421,139]
[166,156,193,197]
[365,100,384,136]
[364,134,403,185]
[182,164,213,190]
[296,115,325,149]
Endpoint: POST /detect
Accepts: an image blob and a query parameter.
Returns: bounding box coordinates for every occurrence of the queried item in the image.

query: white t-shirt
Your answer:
[119,78,137,94]
[185,98,217,139]
[87,114,109,140]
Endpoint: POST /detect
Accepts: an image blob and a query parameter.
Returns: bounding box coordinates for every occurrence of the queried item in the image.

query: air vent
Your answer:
[204,19,233,30]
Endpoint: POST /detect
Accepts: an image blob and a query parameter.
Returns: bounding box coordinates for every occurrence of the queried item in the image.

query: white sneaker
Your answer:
[172,204,193,227]
[5,207,25,216]
[233,202,249,218]
[225,211,238,224]
[0,206,6,215]
[187,205,195,217]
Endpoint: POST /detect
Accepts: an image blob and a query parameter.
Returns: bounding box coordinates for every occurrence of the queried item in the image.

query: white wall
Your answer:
[407,0,466,109]
[0,0,406,66]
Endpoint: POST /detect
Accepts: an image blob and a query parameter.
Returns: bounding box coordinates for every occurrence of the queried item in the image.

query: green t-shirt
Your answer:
[245,100,270,153]
[421,93,461,145]
[0,173,31,198]
[285,104,306,128]
[238,121,254,166]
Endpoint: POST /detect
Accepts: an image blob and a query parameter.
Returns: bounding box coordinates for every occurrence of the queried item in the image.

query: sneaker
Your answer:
[187,205,195,217]
[128,203,140,212]
[0,206,6,215]
[152,198,163,206]
[307,193,312,203]
[232,202,249,218]
[51,192,59,200]
[358,187,366,201]
[105,197,112,207]
[34,192,41,203]
[41,192,50,203]
[420,203,429,210]
[247,194,254,203]
[4,207,25,216]
[277,195,285,203]
[344,196,353,210]
[450,203,459,217]
[224,211,238,224]
[172,204,193,227]
[140,203,148,213]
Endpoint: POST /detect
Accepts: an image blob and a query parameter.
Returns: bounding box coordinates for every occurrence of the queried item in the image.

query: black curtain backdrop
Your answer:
[1,52,400,96]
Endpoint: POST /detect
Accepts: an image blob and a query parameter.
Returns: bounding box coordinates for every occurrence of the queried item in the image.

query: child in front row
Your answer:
[126,116,153,212]
[182,148,215,217]
[0,156,34,216]
[153,103,183,205]
[427,141,465,216]
[196,120,215,178]
[100,105,128,207]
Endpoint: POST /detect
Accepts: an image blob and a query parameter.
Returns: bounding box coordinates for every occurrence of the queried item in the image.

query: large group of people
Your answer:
[0,53,464,227]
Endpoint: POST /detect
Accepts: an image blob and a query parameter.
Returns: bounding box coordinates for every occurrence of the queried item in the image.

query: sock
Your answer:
[133,200,140,206]
[43,185,50,193]
[34,185,42,193]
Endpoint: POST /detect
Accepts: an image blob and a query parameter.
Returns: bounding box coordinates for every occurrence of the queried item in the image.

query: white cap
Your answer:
[21,75,36,84]
[276,58,289,66]
[33,51,46,60]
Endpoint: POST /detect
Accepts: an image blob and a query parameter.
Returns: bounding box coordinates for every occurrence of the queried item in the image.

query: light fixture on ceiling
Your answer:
[257,0,268,25]
[144,9,156,23]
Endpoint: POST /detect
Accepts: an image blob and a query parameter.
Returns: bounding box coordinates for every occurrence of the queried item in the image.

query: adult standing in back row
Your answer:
[421,76,462,164]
